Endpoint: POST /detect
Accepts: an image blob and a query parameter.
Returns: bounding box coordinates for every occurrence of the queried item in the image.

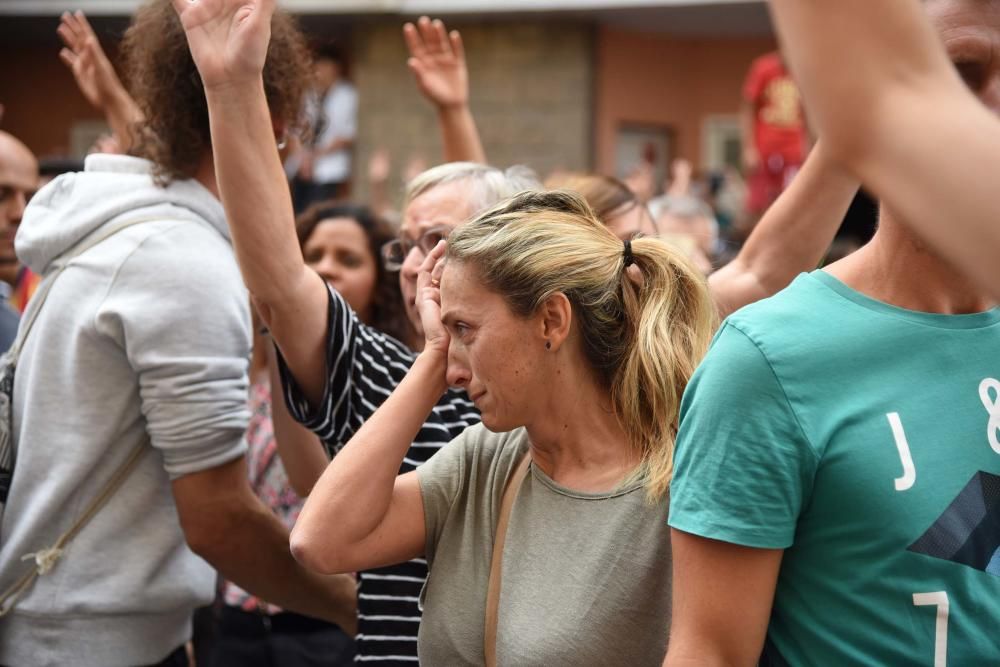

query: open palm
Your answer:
[171,0,273,89]
[58,11,121,109]
[404,17,469,109]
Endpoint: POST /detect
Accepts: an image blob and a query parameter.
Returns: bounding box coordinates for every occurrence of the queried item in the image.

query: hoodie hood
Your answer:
[16,154,229,274]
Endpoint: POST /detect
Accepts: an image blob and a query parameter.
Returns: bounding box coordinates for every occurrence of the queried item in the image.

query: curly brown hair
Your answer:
[121,0,312,184]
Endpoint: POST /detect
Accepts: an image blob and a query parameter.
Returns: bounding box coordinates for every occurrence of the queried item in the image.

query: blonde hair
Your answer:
[447,190,717,500]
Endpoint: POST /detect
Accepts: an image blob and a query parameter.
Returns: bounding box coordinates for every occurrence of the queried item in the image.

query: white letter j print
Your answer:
[887,412,916,492]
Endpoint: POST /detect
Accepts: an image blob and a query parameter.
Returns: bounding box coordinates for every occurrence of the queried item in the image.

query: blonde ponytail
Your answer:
[614,236,716,500]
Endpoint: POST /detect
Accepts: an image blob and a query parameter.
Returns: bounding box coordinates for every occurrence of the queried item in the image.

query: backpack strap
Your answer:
[484,451,532,667]
[0,440,147,616]
[8,215,172,361]
[0,215,182,616]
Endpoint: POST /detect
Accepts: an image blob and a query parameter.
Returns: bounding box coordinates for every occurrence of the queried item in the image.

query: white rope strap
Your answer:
[0,431,149,617]
[0,214,182,617]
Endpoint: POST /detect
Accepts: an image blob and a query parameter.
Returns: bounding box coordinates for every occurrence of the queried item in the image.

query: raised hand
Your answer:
[367,147,391,185]
[58,11,126,111]
[171,0,273,90]
[403,17,469,110]
[415,240,450,356]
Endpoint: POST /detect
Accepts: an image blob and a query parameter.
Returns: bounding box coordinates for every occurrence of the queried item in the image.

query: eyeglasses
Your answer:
[381,225,451,272]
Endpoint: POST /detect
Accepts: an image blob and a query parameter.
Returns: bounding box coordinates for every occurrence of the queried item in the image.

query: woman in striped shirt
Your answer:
[177,3,535,663]
[271,162,537,664]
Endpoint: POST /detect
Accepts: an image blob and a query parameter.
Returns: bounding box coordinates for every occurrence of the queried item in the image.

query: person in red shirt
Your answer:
[741,51,808,220]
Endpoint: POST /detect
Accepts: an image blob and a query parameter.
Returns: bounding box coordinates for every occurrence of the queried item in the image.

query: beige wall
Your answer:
[594,26,775,175]
[351,19,594,202]
[2,22,775,197]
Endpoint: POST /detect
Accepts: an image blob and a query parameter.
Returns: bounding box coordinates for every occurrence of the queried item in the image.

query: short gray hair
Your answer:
[404,162,541,218]
[648,194,717,224]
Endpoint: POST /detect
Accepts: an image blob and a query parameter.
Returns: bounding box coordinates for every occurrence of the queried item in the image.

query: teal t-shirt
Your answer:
[669,271,1000,666]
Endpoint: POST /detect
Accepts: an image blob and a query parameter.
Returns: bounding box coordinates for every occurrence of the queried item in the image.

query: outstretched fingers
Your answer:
[57,14,82,52]
[58,48,78,68]
[403,21,427,60]
[431,19,451,57]
[449,30,465,63]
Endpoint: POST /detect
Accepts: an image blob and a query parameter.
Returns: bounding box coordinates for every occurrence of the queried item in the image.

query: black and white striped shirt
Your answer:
[279,284,480,664]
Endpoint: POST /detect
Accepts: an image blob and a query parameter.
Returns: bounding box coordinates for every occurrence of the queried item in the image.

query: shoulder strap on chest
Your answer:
[484,451,532,667]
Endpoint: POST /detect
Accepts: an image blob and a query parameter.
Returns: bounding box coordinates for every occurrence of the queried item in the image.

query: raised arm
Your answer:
[708,142,858,317]
[404,17,486,164]
[173,0,329,405]
[290,243,450,574]
[57,11,143,152]
[768,0,1000,298]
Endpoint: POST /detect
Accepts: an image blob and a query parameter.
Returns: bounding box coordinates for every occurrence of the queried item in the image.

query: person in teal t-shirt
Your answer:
[667,268,1000,665]
[664,4,1000,663]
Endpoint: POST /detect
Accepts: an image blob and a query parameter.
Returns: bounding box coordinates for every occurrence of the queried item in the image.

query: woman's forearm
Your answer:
[204,79,330,405]
[291,351,448,570]
[204,80,306,304]
[709,143,858,317]
[438,104,486,164]
[268,345,329,497]
[104,84,143,153]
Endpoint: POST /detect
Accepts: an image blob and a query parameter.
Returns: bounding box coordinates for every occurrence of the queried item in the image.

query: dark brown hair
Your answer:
[296,202,414,345]
[121,0,312,184]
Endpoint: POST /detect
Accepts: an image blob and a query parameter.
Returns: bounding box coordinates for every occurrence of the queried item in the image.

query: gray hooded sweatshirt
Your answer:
[0,155,251,666]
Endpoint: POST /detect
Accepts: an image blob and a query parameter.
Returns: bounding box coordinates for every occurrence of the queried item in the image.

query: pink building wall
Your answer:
[594,26,776,175]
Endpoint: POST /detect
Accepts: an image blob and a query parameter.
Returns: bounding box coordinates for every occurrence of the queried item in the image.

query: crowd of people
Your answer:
[0,0,998,665]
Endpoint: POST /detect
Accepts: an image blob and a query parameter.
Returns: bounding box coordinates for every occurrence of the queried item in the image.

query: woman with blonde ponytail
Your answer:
[292,189,715,665]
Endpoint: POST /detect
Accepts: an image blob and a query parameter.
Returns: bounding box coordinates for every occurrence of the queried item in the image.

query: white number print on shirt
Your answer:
[978,378,1000,455]
[912,592,949,667]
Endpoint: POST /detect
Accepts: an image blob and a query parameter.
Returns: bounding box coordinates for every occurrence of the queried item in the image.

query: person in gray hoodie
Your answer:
[0,4,355,666]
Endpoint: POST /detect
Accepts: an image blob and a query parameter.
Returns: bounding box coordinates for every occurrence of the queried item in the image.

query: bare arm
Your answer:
[666,159,693,199]
[768,0,1000,298]
[291,243,450,574]
[708,142,858,318]
[175,0,329,406]
[290,352,439,574]
[404,17,487,164]
[740,101,759,173]
[268,343,329,496]
[663,529,783,667]
[58,11,143,153]
[366,148,394,221]
[173,456,357,632]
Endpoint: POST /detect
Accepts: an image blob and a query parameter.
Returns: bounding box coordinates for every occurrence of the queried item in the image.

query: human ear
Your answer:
[539,292,572,352]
